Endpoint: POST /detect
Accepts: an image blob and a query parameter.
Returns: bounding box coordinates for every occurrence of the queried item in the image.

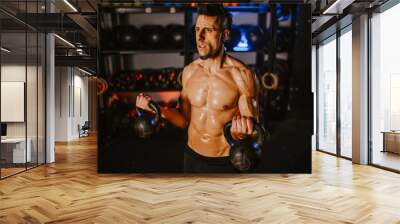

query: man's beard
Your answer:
[198,44,223,60]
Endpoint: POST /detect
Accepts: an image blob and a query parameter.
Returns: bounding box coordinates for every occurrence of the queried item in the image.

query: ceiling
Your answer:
[0,0,97,45]
[0,0,97,14]
[0,0,97,71]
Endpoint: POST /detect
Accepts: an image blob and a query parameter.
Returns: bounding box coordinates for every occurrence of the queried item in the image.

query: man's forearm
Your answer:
[160,108,188,129]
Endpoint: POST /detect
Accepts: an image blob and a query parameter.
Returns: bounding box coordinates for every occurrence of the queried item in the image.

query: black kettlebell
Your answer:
[134,101,161,138]
[114,25,140,49]
[223,120,265,172]
[166,24,184,49]
[140,25,165,49]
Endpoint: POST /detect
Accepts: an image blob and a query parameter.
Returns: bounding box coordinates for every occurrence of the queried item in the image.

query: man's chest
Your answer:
[186,71,239,110]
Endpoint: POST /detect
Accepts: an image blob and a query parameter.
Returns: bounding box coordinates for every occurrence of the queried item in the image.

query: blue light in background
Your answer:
[233,29,250,52]
[225,3,268,12]
[276,3,291,22]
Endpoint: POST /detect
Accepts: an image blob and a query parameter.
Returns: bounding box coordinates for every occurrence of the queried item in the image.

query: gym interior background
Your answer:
[0,0,399,175]
[97,2,312,173]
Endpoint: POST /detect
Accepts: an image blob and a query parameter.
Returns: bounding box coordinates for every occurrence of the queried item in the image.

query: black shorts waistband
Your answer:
[185,145,230,164]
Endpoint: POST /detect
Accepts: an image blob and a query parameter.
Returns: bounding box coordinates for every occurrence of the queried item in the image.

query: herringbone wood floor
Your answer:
[1,135,400,224]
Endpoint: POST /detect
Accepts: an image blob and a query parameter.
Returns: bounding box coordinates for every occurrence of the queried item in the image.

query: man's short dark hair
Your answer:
[197,4,232,31]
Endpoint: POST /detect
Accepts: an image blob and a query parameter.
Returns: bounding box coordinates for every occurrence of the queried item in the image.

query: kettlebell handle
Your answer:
[136,100,161,126]
[223,119,265,150]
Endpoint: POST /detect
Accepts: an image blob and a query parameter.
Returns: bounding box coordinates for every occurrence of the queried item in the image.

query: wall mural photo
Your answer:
[97,2,312,173]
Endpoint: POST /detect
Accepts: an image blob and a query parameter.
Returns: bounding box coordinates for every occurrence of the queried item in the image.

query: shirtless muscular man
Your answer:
[136,4,260,173]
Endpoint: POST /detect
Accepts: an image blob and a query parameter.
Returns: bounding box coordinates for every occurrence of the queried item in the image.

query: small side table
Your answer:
[1,138,32,163]
[381,131,400,154]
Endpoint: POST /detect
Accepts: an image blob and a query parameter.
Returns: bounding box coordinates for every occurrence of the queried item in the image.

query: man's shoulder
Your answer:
[225,55,257,96]
[225,55,252,74]
[181,59,201,87]
[225,55,253,79]
[182,59,201,75]
[186,59,202,69]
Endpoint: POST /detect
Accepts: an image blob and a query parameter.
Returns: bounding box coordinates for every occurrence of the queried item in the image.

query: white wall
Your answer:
[71,72,89,138]
[55,67,69,141]
[55,67,89,141]
[1,63,46,164]
[1,65,26,134]
[1,65,36,138]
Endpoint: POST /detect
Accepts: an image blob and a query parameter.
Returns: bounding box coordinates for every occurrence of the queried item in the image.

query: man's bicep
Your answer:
[237,69,259,118]
[238,95,257,118]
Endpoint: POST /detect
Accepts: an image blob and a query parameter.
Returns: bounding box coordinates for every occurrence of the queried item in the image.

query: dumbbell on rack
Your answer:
[110,68,183,92]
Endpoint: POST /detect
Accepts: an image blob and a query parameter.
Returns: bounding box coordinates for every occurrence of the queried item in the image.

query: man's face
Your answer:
[195,15,224,60]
